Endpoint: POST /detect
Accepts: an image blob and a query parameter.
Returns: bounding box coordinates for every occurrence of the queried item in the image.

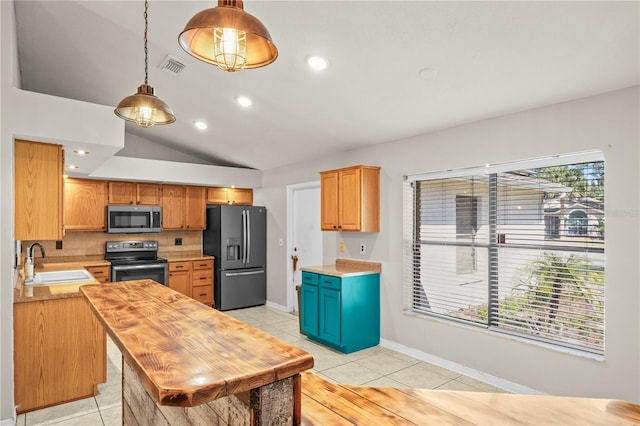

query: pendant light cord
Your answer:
[143,0,149,85]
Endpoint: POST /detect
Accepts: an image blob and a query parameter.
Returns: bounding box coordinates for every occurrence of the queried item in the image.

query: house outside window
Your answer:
[545,216,560,238]
[456,195,478,274]
[567,210,588,236]
[405,152,605,353]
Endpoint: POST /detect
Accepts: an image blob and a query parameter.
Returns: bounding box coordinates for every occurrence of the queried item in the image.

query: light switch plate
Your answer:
[339,242,345,253]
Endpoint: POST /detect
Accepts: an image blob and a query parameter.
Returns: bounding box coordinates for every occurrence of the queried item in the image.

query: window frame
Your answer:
[405,151,605,355]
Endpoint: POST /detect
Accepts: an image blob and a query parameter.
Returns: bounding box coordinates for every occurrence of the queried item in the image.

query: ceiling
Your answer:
[12,1,640,171]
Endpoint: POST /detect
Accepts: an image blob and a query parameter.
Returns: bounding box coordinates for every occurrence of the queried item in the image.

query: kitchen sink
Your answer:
[24,269,94,286]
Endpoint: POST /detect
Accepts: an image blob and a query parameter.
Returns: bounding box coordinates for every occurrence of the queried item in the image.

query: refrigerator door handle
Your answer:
[246,209,251,264]
[242,209,247,264]
[225,270,265,277]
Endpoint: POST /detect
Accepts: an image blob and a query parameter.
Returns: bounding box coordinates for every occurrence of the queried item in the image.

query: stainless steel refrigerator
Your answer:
[203,205,267,310]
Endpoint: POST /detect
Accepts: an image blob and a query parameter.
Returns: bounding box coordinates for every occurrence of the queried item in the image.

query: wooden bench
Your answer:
[300,371,640,425]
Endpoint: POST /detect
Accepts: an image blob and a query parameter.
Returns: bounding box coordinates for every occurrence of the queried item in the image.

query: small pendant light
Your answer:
[178,0,277,72]
[115,0,175,127]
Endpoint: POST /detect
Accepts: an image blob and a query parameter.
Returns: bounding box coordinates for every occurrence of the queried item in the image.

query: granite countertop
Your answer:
[13,260,106,303]
[300,258,382,278]
[161,252,214,262]
[81,280,314,407]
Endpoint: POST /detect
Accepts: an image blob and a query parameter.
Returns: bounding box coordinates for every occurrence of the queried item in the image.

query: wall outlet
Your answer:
[56,240,63,249]
[360,243,365,255]
[175,238,182,246]
[339,242,345,253]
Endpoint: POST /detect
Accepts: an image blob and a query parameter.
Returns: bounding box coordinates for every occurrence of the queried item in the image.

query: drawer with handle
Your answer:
[192,268,213,283]
[169,261,191,272]
[193,259,213,270]
[192,285,213,305]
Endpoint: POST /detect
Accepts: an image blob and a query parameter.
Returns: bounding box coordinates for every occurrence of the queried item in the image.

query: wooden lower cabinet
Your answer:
[86,265,111,283]
[168,258,214,306]
[14,297,107,413]
[168,261,191,297]
[192,258,214,306]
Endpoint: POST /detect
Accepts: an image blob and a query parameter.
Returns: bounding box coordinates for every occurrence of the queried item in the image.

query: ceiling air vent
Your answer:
[159,55,186,76]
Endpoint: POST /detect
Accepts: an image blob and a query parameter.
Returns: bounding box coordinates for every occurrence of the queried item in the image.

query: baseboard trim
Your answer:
[0,406,17,426]
[379,338,543,395]
[266,301,288,312]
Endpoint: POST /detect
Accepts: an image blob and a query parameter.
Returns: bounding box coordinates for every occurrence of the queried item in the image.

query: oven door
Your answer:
[111,263,168,285]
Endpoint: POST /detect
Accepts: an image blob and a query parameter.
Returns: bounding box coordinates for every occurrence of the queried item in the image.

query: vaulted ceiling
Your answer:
[13,1,640,171]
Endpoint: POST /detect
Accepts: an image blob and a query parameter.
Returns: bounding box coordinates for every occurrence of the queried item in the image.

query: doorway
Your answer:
[286,181,322,312]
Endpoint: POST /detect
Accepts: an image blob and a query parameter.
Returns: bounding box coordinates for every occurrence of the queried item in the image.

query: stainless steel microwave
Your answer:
[106,205,161,233]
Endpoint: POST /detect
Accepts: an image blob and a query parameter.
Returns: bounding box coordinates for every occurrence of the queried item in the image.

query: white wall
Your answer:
[260,86,640,402]
[0,1,17,422]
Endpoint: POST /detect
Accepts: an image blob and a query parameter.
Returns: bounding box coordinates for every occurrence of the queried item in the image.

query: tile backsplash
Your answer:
[22,230,202,261]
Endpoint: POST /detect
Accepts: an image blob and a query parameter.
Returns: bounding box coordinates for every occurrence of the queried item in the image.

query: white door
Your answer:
[287,181,322,312]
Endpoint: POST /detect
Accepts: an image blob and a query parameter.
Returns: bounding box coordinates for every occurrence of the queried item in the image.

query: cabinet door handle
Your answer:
[199,293,207,297]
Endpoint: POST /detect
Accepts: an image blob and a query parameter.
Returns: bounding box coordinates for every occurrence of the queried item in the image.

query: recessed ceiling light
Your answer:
[236,96,253,107]
[66,165,79,169]
[73,149,90,155]
[307,56,328,71]
[194,121,208,130]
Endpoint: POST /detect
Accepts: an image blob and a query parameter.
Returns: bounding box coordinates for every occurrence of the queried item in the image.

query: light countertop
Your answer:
[300,258,382,277]
[13,260,107,303]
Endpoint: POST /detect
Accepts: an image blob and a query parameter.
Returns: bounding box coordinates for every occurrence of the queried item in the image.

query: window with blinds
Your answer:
[405,152,605,354]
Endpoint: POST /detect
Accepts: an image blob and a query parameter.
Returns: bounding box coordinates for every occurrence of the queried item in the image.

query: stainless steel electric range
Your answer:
[105,240,168,285]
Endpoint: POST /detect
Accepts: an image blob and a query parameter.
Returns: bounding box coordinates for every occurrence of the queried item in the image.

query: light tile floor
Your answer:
[16,305,505,425]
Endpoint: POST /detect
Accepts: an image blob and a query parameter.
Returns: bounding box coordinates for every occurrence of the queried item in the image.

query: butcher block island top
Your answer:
[80,280,314,408]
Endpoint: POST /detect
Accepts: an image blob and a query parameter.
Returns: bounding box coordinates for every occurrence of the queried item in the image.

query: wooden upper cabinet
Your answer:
[14,140,64,240]
[320,172,339,231]
[161,185,206,230]
[232,188,253,205]
[185,186,206,229]
[64,178,107,231]
[161,184,185,230]
[108,181,160,205]
[137,183,161,205]
[207,187,253,205]
[320,165,380,232]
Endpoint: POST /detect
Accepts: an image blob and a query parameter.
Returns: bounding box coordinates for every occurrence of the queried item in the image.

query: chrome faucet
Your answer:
[27,242,46,264]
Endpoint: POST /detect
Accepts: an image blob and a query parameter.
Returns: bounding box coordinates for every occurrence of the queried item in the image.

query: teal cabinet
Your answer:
[301,271,380,353]
[300,273,319,335]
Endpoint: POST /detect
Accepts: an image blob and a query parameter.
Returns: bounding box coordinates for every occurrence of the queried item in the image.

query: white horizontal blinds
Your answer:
[412,177,489,324]
[491,161,605,353]
[407,154,605,353]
